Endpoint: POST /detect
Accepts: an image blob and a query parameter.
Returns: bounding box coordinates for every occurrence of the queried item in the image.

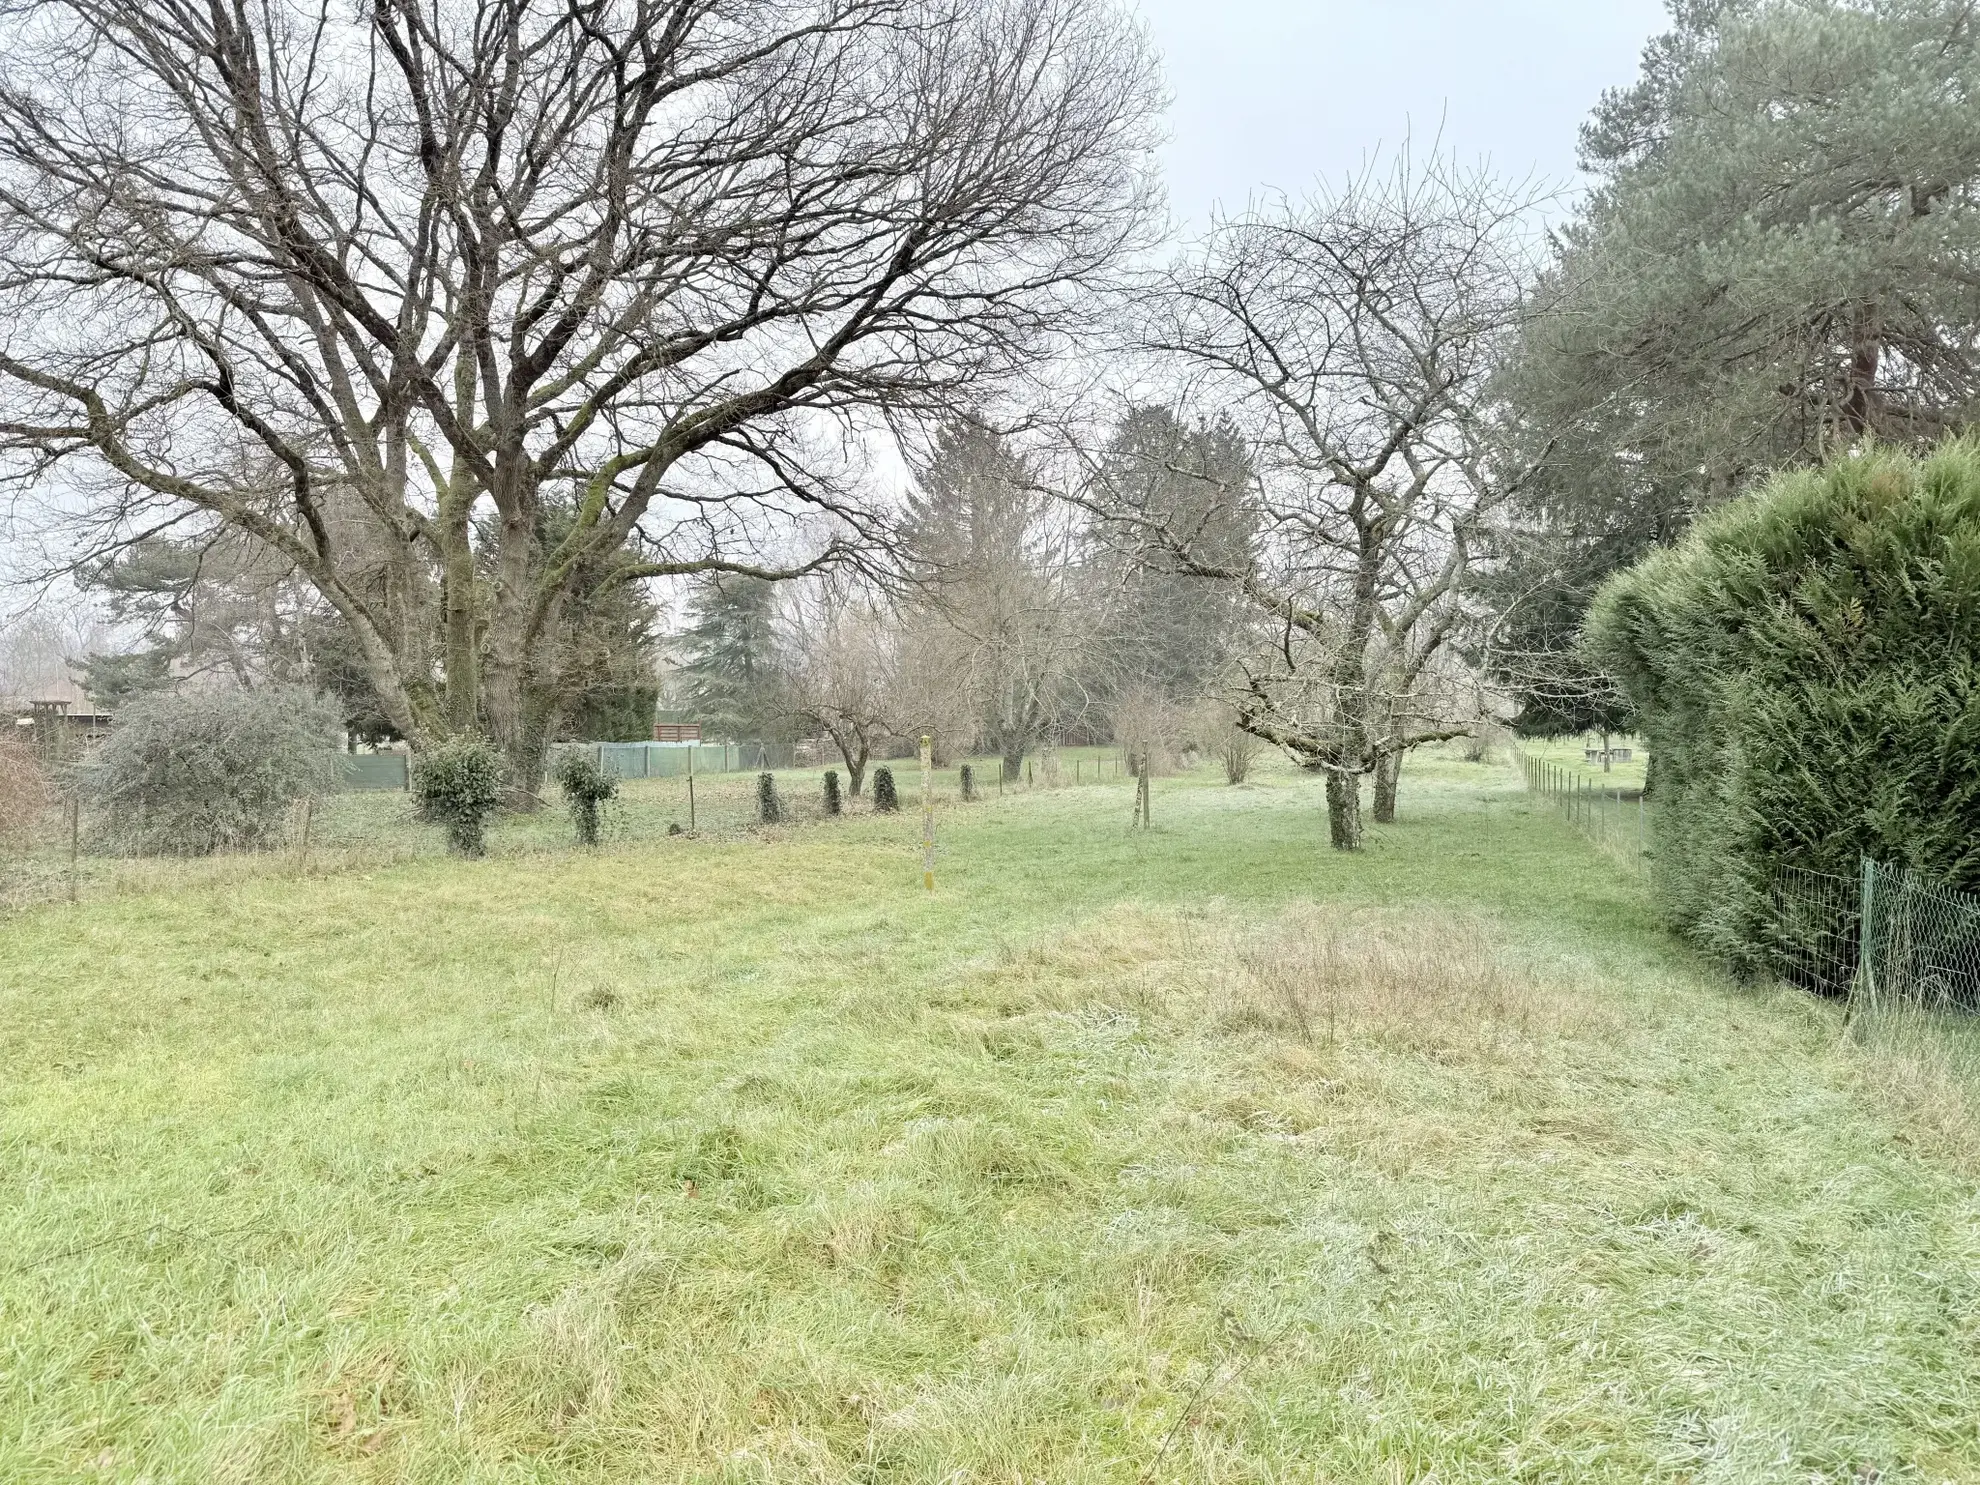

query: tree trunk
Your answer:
[1002,749,1024,784]
[1372,750,1400,824]
[847,750,868,797]
[1325,768,1362,851]
[480,649,556,806]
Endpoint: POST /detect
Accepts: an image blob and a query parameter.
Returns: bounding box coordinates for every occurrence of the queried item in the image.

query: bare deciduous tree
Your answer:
[782,575,897,795]
[902,419,1090,780]
[1101,155,1538,849]
[0,0,1158,787]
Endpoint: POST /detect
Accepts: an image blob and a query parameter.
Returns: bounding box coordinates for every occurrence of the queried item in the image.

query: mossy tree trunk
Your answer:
[1372,750,1400,824]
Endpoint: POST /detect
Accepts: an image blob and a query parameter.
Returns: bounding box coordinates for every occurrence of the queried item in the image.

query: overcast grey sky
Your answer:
[1132,0,1672,226]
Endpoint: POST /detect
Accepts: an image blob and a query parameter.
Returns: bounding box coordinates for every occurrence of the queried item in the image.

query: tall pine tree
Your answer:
[675,575,788,743]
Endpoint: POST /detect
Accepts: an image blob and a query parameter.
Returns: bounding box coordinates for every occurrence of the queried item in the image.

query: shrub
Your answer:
[822,769,842,816]
[1109,687,1186,776]
[412,735,505,857]
[757,771,782,824]
[1585,440,1980,971]
[552,750,618,846]
[1221,728,1258,785]
[74,686,339,856]
[959,763,975,802]
[872,766,899,812]
[0,735,55,845]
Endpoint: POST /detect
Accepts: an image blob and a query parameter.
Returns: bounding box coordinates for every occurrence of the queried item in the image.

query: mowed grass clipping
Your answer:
[1,758,1977,1483]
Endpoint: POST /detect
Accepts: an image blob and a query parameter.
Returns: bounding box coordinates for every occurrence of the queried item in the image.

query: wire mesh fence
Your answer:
[1859,861,1980,1015]
[1842,863,1980,1126]
[0,746,1148,913]
[1510,743,1649,872]
[1761,861,1980,1013]
[1766,866,1861,1000]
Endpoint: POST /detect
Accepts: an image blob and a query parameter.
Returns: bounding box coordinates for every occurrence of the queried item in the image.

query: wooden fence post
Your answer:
[67,795,80,904]
[687,746,697,834]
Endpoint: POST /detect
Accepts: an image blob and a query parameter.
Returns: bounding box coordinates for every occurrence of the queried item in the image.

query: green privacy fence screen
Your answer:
[330,741,797,791]
[336,753,410,791]
[549,741,795,779]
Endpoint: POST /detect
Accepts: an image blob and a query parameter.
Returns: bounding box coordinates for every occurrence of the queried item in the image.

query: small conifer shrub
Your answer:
[822,769,842,815]
[757,770,783,824]
[872,766,899,812]
[959,763,975,802]
[412,736,505,857]
[552,750,619,846]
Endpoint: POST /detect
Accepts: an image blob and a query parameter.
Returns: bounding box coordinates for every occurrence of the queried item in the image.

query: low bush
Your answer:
[1222,731,1257,785]
[0,736,55,845]
[872,766,899,812]
[412,736,505,857]
[959,764,975,802]
[756,771,783,824]
[822,769,842,816]
[75,687,339,856]
[552,751,619,846]
[1586,440,1980,970]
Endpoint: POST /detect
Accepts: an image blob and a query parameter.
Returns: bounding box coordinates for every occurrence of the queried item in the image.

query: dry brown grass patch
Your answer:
[0,735,55,844]
[985,901,1614,1068]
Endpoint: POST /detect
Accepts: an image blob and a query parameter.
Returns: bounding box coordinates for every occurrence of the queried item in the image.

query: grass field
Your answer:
[1514,734,1649,790]
[3,755,1979,1482]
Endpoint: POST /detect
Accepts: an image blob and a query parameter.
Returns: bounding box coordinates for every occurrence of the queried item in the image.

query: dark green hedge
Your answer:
[562,686,658,743]
[1585,442,1980,971]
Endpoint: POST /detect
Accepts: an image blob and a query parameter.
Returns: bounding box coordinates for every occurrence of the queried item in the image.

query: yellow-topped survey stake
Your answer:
[920,735,935,892]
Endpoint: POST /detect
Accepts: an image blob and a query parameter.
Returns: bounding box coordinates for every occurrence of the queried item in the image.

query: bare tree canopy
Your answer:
[902,417,1089,779]
[781,572,897,794]
[1102,155,1538,848]
[0,0,1159,783]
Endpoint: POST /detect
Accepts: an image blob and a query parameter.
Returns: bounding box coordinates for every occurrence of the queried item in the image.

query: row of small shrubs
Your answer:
[60,697,966,861]
[761,766,903,824]
[1586,440,1980,972]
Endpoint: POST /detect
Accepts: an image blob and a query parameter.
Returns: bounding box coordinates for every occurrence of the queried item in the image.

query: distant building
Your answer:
[10,697,113,748]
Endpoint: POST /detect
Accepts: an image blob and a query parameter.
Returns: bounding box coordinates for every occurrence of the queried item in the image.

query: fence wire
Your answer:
[1510,744,1649,872]
[1766,866,1860,1000]
[1763,860,1980,1020]
[1860,861,1980,1015]
[1,749,1143,913]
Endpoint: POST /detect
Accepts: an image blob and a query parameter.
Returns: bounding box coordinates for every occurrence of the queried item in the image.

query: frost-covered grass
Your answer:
[2,757,1976,1482]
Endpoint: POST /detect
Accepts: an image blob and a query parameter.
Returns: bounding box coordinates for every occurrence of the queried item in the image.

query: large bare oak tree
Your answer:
[0,0,1158,785]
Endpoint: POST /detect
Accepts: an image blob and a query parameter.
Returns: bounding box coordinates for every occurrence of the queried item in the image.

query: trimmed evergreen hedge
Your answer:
[1585,441,1980,971]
